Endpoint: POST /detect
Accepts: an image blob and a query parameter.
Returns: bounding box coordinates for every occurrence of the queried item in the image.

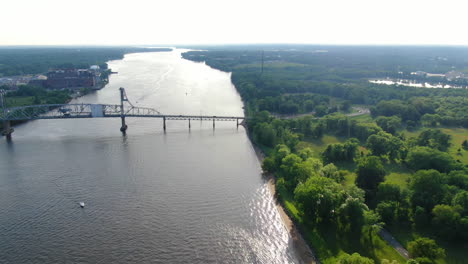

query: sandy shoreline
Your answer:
[251,143,318,264]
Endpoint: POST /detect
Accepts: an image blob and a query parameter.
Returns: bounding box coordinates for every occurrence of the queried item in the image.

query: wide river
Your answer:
[0,49,300,263]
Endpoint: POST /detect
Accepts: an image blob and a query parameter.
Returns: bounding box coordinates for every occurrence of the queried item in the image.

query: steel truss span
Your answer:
[0,103,244,121]
[0,88,245,138]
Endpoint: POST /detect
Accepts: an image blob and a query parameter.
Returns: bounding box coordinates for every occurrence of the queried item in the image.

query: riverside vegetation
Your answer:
[183,45,468,264]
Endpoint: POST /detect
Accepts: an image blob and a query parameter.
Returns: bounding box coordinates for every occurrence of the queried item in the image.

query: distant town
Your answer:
[0,65,109,91]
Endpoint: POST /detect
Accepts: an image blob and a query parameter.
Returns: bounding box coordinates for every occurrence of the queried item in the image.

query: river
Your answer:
[0,49,300,263]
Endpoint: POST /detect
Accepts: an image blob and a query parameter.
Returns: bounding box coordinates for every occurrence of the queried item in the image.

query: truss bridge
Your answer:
[0,88,246,139]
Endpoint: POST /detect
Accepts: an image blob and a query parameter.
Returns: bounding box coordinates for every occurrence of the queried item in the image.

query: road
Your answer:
[273,106,370,119]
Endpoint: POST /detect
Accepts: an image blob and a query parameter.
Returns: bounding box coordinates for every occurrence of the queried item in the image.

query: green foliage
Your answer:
[377,183,403,202]
[409,170,446,212]
[366,131,404,160]
[406,146,459,173]
[261,156,276,173]
[355,156,386,197]
[376,201,398,224]
[462,140,468,150]
[407,237,445,262]
[431,204,462,240]
[294,176,345,222]
[444,170,468,189]
[452,190,468,215]
[376,116,402,134]
[322,138,359,163]
[322,163,345,182]
[253,122,277,147]
[415,129,451,151]
[336,253,375,264]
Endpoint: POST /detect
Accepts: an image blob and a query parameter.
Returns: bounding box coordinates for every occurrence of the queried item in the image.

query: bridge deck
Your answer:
[0,103,245,121]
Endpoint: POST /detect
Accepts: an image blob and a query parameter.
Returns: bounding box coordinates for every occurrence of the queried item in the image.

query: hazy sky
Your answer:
[1,0,467,46]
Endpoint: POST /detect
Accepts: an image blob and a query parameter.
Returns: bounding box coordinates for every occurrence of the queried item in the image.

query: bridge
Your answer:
[0,88,246,140]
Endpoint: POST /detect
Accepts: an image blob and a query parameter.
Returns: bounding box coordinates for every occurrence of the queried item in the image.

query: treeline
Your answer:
[0,47,171,77]
[183,45,468,76]
[371,97,468,128]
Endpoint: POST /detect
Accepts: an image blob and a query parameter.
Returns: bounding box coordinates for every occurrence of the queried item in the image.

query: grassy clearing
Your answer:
[402,127,468,165]
[298,134,346,159]
[277,186,406,264]
[382,163,412,188]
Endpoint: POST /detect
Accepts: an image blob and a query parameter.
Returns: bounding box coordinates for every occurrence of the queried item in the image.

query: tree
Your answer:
[432,204,461,240]
[377,183,403,202]
[409,170,446,211]
[337,253,374,264]
[322,138,359,163]
[376,201,397,224]
[355,156,386,198]
[406,146,459,173]
[280,153,303,185]
[407,237,445,262]
[376,115,401,134]
[338,196,368,233]
[421,114,441,127]
[416,129,451,151]
[315,104,328,117]
[322,163,345,182]
[452,190,468,215]
[462,140,468,150]
[294,176,345,222]
[341,100,352,112]
[364,210,383,243]
[366,131,404,159]
[253,122,277,147]
[261,157,276,173]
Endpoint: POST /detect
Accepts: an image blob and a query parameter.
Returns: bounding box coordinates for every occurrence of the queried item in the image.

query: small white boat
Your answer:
[79,202,85,208]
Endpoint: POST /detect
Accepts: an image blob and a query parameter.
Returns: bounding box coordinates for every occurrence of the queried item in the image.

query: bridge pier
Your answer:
[120,116,128,133]
[2,120,14,140]
[213,119,215,129]
[189,118,191,129]
[236,118,239,128]
[163,117,166,131]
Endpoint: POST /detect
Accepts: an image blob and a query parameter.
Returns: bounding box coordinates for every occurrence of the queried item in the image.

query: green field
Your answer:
[403,127,468,165]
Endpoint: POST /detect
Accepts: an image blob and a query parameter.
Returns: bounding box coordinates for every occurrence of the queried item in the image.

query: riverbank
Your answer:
[251,142,319,264]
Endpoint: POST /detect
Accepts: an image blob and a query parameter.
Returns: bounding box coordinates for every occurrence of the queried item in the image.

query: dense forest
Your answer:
[0,46,171,77]
[183,45,468,264]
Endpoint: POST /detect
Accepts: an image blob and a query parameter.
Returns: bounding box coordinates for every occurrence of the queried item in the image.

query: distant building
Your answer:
[89,65,100,71]
[46,69,98,89]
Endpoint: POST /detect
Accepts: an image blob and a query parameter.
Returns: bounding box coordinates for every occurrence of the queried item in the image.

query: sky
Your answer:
[1,0,467,46]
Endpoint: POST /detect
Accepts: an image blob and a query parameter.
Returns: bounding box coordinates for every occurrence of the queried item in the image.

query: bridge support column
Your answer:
[163,117,166,131]
[2,120,13,140]
[189,119,191,129]
[236,118,239,128]
[119,87,128,133]
[213,119,215,129]
[120,116,127,133]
